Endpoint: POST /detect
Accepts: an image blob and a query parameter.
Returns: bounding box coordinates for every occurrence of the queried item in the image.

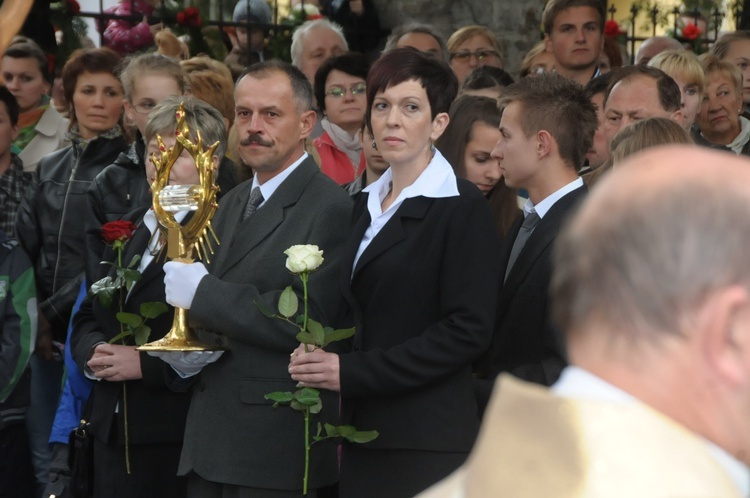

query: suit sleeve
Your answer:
[189,199,352,353]
[339,193,501,398]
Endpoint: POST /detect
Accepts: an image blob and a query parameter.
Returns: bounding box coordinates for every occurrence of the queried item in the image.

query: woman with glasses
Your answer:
[447,25,504,85]
[83,52,187,285]
[313,52,370,185]
[290,48,501,498]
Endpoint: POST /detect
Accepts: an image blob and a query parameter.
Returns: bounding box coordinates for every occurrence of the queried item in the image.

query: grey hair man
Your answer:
[635,35,684,65]
[383,22,448,61]
[419,145,750,497]
[291,18,348,84]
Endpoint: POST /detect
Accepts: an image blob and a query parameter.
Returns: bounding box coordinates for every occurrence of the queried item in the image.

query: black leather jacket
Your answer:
[16,133,128,341]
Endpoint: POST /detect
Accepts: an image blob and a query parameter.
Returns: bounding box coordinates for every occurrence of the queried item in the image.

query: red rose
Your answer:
[177,11,186,25]
[307,14,323,20]
[604,20,622,38]
[66,0,81,15]
[101,221,137,245]
[682,23,701,40]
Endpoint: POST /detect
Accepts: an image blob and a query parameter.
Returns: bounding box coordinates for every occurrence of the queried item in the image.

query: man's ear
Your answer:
[299,109,316,139]
[430,112,450,142]
[537,129,554,158]
[544,34,553,53]
[699,286,750,388]
[10,123,18,142]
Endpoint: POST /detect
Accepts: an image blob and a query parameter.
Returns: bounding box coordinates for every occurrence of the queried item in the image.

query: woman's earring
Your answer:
[430,140,436,153]
[372,140,377,149]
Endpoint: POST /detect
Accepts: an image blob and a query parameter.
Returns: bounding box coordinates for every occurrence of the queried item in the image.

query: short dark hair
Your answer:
[542,0,605,34]
[365,47,458,129]
[0,85,20,126]
[603,65,681,113]
[3,41,51,84]
[499,73,598,169]
[314,53,370,114]
[462,65,515,91]
[238,60,313,113]
[585,70,618,96]
[61,48,122,109]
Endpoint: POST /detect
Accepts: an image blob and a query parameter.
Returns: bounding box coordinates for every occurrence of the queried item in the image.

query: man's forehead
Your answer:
[303,28,344,48]
[554,6,601,26]
[609,75,660,104]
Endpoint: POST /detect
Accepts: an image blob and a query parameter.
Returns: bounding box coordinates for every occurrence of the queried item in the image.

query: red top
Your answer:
[314,131,364,185]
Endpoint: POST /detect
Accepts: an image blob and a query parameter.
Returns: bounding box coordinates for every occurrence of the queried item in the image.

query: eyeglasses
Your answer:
[325,83,366,98]
[450,50,500,63]
[131,102,158,114]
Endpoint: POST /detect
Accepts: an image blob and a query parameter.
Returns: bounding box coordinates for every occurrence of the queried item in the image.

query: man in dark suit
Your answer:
[476,73,598,413]
[156,61,352,497]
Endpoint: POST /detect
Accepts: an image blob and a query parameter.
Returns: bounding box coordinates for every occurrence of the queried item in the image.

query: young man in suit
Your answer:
[157,61,352,497]
[476,73,597,413]
[542,0,605,85]
[420,146,750,498]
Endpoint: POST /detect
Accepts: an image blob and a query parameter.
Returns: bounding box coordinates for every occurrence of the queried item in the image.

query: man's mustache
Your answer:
[240,134,273,147]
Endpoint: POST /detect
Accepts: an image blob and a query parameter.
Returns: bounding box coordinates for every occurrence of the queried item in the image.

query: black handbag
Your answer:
[67,416,94,498]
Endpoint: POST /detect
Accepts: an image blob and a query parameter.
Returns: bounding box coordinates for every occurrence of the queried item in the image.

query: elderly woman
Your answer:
[436,95,519,239]
[694,55,750,155]
[2,41,68,172]
[447,25,504,85]
[290,47,501,498]
[313,52,369,184]
[711,31,750,113]
[649,50,706,131]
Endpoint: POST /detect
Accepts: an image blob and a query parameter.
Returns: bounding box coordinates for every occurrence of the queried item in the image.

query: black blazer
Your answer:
[338,179,501,452]
[477,185,587,412]
[71,208,190,446]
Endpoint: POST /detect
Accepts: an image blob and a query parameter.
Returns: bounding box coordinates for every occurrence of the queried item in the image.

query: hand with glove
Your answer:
[163,261,208,309]
[148,350,224,378]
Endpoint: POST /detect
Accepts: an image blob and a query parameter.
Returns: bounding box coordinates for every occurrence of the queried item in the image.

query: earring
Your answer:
[372,139,377,149]
[430,140,436,153]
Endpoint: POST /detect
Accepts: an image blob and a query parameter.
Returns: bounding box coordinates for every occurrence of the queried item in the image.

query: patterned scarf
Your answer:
[14,95,51,151]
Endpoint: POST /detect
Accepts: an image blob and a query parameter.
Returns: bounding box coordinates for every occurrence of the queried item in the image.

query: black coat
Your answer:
[338,179,500,453]
[476,185,587,414]
[71,208,190,446]
[16,135,128,340]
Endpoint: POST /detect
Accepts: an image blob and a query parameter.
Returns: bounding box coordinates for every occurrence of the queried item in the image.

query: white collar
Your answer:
[362,149,458,217]
[523,177,583,219]
[251,152,307,208]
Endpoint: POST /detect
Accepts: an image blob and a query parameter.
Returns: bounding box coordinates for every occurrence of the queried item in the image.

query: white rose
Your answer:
[284,245,324,274]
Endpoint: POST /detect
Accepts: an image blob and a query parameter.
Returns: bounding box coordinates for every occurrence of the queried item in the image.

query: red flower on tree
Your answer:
[101,220,137,245]
[682,23,702,40]
[66,0,80,15]
[604,20,625,38]
[177,7,202,29]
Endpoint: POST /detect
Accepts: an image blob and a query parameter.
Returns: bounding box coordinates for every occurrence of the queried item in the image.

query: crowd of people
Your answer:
[2,0,750,497]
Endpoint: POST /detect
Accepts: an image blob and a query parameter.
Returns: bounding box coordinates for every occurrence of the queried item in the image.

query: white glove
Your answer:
[163,261,208,309]
[148,350,224,378]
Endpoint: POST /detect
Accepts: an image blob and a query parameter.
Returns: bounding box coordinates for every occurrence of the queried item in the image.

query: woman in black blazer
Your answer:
[290,48,502,498]
[70,97,226,498]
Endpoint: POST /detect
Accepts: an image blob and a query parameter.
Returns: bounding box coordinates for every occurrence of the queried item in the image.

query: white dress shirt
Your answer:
[352,150,459,272]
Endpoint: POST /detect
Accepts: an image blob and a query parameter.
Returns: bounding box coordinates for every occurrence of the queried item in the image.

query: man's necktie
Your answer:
[242,187,264,221]
[504,211,540,282]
